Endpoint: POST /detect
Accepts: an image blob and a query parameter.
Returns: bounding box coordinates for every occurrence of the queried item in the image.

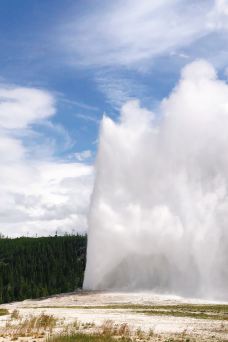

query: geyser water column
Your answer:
[84,60,228,300]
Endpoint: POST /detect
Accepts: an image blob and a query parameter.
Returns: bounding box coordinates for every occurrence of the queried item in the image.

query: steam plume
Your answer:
[84,60,228,299]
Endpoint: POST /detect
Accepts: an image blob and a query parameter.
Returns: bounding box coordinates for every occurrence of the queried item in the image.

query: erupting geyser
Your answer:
[84,60,228,300]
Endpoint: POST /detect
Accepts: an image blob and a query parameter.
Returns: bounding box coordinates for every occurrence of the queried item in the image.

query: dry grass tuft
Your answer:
[0,312,57,339]
[11,309,20,320]
[100,320,115,336]
[100,320,131,338]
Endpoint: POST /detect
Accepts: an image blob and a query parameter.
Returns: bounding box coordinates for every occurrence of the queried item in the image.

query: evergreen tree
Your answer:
[0,234,87,303]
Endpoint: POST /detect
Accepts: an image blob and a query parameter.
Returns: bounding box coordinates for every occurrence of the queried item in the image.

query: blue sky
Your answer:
[2,0,227,158]
[0,0,103,156]
[1,0,228,236]
[0,0,198,157]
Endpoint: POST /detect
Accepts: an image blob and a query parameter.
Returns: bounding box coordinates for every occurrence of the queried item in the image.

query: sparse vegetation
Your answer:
[34,303,228,321]
[47,333,131,342]
[0,308,9,316]
[46,320,216,342]
[36,303,228,312]
[138,309,228,321]
[1,312,57,340]
[11,309,20,319]
[0,310,225,342]
[136,304,228,321]
[47,320,133,342]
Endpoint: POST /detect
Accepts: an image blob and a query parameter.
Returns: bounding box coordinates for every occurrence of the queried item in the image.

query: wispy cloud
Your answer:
[61,0,222,70]
[208,0,228,30]
[76,113,100,124]
[39,120,74,152]
[60,97,98,112]
[58,0,228,110]
[95,71,149,110]
[74,149,92,162]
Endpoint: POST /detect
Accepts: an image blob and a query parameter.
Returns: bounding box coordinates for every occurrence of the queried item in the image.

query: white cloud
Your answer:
[58,0,228,110]
[62,0,221,69]
[0,85,94,237]
[0,161,93,236]
[0,86,55,129]
[208,0,228,29]
[74,150,92,162]
[0,135,25,162]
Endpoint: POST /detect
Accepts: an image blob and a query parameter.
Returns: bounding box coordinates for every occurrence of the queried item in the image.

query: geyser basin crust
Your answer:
[84,60,228,300]
[1,292,228,340]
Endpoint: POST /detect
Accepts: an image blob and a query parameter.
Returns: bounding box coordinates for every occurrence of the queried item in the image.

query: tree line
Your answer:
[0,234,87,303]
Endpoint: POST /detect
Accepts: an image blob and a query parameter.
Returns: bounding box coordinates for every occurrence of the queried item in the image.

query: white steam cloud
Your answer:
[84,60,228,300]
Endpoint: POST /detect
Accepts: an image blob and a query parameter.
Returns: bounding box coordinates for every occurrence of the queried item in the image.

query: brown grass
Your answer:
[0,308,9,316]
[11,309,20,320]
[0,312,57,340]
